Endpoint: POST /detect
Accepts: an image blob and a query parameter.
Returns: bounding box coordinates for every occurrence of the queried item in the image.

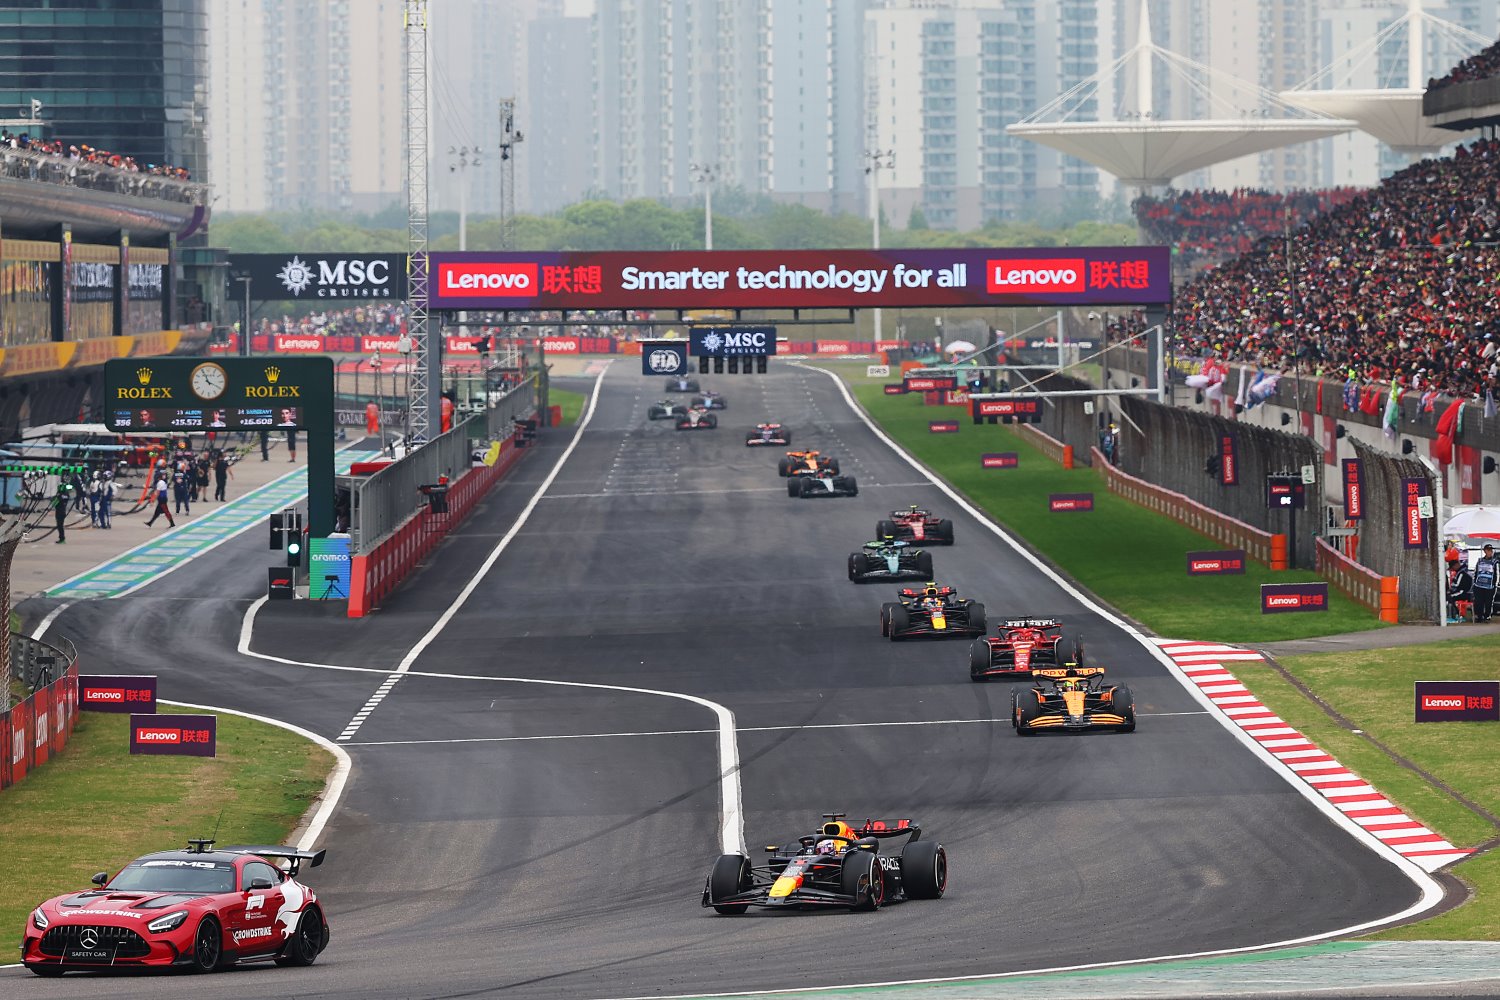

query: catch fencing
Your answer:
[1025,372,1099,467]
[1117,396,1324,569]
[1349,439,1439,622]
[349,413,483,554]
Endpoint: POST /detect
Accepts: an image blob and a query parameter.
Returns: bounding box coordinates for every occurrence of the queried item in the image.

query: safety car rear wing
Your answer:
[222,845,327,877]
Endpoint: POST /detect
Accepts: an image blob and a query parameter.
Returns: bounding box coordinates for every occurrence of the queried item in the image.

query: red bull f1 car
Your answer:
[22,840,330,977]
[1013,665,1135,735]
[676,407,719,430]
[702,815,947,914]
[746,423,792,446]
[778,450,840,477]
[969,618,1083,680]
[878,505,955,546]
[647,400,689,420]
[849,538,933,583]
[879,583,986,641]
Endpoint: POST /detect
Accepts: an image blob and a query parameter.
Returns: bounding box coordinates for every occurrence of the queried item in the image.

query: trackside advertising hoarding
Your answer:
[427,248,1172,311]
[1413,680,1499,722]
[79,675,157,713]
[1261,582,1328,614]
[1186,550,1246,575]
[129,714,216,756]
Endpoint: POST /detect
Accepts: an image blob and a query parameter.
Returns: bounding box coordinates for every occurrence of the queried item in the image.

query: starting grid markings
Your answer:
[47,448,363,599]
[1155,639,1471,872]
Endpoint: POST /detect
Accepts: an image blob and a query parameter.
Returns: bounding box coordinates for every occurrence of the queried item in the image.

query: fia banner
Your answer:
[1342,459,1364,520]
[1049,493,1094,512]
[1186,550,1246,575]
[1219,433,1239,486]
[981,453,1019,468]
[1261,582,1329,614]
[129,714,217,757]
[1401,477,1429,549]
[1414,680,1499,722]
[640,340,689,376]
[79,675,157,714]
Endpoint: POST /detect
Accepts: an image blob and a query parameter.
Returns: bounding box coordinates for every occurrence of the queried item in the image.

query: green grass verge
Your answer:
[550,387,585,426]
[848,381,1384,642]
[0,704,333,953]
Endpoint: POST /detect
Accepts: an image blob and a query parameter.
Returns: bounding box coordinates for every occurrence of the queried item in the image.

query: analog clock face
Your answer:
[191,363,228,400]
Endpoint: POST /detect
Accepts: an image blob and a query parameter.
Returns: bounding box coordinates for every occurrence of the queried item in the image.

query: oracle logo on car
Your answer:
[987,258,1086,294]
[437,262,538,297]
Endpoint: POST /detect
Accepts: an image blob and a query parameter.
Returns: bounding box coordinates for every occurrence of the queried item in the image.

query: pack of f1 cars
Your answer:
[878,506,955,546]
[691,391,726,410]
[647,400,689,420]
[879,582,986,640]
[848,538,933,583]
[969,617,1084,681]
[665,375,700,393]
[1012,665,1135,735]
[789,473,858,498]
[746,423,792,446]
[778,450,840,477]
[702,815,947,914]
[676,407,719,430]
[22,839,330,976]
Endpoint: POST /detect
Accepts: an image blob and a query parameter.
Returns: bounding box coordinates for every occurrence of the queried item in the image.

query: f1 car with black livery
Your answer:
[848,538,933,583]
[675,406,719,431]
[778,450,840,477]
[702,814,947,914]
[691,390,726,410]
[880,582,985,641]
[1013,665,1135,735]
[746,422,792,446]
[878,505,955,546]
[664,375,700,393]
[969,617,1083,681]
[647,400,690,420]
[789,473,858,498]
[21,839,330,977]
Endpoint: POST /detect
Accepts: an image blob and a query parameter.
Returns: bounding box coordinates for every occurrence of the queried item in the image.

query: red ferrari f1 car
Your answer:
[22,840,329,976]
[969,617,1083,680]
[878,505,955,546]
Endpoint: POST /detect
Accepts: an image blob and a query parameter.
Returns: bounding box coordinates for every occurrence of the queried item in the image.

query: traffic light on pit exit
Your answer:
[269,512,284,550]
[286,533,303,568]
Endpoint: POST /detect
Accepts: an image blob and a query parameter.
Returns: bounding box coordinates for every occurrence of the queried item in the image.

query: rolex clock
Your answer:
[190,362,228,401]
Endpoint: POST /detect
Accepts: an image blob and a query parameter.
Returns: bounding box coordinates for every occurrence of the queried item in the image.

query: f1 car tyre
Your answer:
[887,604,910,641]
[876,519,898,539]
[1072,637,1086,665]
[934,519,955,544]
[1013,688,1042,735]
[191,916,223,972]
[879,602,898,636]
[969,638,993,681]
[709,854,753,915]
[780,430,792,445]
[849,553,869,581]
[840,850,884,912]
[966,601,986,634]
[1111,684,1137,733]
[825,458,841,475]
[899,840,948,899]
[834,476,858,496]
[788,478,805,497]
[915,551,934,577]
[276,907,325,967]
[777,457,793,477]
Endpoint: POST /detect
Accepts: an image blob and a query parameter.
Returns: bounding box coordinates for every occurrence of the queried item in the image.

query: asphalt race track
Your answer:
[11,364,1427,999]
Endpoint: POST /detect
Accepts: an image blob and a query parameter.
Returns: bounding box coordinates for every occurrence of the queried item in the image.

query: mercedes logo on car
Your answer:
[648,349,681,374]
[79,928,99,950]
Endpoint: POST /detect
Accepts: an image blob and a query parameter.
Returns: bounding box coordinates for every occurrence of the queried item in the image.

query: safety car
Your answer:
[21,840,330,976]
[848,538,933,583]
[1012,665,1135,735]
[675,407,719,431]
[702,815,947,914]
[880,582,986,641]
[969,618,1083,680]
[746,423,792,446]
[778,450,840,477]
[647,400,689,420]
[878,505,955,546]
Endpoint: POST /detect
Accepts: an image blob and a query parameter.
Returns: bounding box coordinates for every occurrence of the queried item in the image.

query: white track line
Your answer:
[29,601,71,640]
[239,371,747,857]
[799,363,1445,938]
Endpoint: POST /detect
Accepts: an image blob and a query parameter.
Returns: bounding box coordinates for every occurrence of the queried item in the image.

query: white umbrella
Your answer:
[1443,507,1500,539]
[943,340,978,356]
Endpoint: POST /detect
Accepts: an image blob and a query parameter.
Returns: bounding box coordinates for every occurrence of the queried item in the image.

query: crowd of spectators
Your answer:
[1115,137,1500,402]
[0,129,192,179]
[249,305,660,341]
[1426,38,1500,94]
[1135,187,1362,272]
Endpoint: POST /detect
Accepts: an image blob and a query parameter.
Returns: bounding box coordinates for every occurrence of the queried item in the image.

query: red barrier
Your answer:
[347,425,534,617]
[1316,537,1399,623]
[1,664,79,793]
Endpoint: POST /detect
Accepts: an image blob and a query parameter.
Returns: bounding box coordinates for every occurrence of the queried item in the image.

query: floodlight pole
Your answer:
[689,163,718,250]
[865,148,894,346]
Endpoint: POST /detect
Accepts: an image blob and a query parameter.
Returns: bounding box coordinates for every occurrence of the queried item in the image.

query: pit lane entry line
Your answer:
[238,370,749,858]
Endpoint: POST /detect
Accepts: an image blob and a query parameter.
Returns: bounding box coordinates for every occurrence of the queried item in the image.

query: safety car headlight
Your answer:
[147,910,189,933]
[31,907,48,930]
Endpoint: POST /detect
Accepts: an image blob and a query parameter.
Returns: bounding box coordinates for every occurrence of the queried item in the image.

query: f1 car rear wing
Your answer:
[864,539,909,549]
[856,818,922,840]
[1002,618,1061,628]
[222,845,327,877]
[1033,666,1102,679]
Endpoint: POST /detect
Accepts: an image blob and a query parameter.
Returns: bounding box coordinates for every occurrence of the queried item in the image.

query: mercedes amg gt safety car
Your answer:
[746,423,792,446]
[789,474,858,498]
[22,840,330,977]
[778,450,840,477]
[969,618,1083,681]
[691,391,726,410]
[676,407,719,430]
[665,375,700,393]
[1012,665,1135,735]
[878,505,955,546]
[647,400,689,420]
[702,815,947,914]
[880,582,986,641]
[849,538,933,583]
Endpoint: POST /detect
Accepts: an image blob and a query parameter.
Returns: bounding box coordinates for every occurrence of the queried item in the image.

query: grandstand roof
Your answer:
[1279,89,1470,153]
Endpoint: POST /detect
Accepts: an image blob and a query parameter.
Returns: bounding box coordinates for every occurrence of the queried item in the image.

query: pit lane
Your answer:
[8,365,1427,999]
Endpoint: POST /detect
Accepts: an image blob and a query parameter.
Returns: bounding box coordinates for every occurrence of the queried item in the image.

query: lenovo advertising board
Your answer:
[79,675,157,714]
[129,714,216,757]
[929,420,960,433]
[981,453,1019,468]
[1414,680,1499,722]
[1342,459,1365,520]
[1049,493,1094,512]
[427,247,1172,311]
[1261,582,1329,614]
[1219,433,1239,486]
[1186,550,1246,575]
[1402,477,1430,549]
